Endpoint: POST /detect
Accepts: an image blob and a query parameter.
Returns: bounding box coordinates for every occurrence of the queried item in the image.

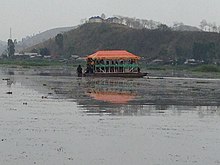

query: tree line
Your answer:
[29,23,220,65]
[200,19,220,32]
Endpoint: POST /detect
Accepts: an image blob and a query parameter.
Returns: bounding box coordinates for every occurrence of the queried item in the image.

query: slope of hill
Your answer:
[172,24,201,32]
[0,40,7,54]
[0,40,6,45]
[29,23,220,64]
[16,26,76,52]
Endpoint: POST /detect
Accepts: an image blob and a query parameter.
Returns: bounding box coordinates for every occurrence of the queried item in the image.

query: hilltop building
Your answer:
[106,17,121,24]
[88,16,122,24]
[88,16,104,23]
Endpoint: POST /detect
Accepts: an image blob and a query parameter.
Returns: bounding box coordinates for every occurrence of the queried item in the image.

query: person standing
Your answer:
[77,65,83,77]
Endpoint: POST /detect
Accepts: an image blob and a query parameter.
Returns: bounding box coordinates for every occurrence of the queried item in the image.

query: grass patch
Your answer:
[144,65,166,71]
[147,67,166,71]
[0,59,86,67]
[0,59,86,68]
[0,59,57,66]
[143,64,192,71]
[193,65,220,72]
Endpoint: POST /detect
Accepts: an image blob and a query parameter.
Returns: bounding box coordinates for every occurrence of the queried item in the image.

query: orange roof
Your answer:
[86,50,141,60]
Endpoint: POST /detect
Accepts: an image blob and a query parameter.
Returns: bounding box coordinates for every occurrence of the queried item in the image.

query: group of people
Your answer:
[77,64,94,77]
[76,59,140,77]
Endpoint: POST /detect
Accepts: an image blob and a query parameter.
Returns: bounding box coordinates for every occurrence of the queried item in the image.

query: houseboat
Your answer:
[82,50,148,78]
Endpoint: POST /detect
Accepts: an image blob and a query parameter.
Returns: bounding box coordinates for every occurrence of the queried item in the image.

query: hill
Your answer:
[0,40,6,45]
[172,24,201,32]
[0,40,7,54]
[28,23,220,64]
[16,26,76,52]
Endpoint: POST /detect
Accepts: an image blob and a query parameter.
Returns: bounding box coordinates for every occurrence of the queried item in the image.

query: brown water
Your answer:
[0,67,220,165]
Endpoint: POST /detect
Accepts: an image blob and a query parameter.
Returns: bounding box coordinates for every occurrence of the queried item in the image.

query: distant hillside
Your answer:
[0,40,7,54]
[172,24,201,32]
[0,40,6,45]
[28,22,220,64]
[16,26,76,52]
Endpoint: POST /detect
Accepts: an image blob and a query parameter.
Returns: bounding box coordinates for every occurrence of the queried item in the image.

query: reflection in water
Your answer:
[34,76,220,116]
[6,78,15,87]
[1,68,220,165]
[79,104,145,116]
[79,103,220,117]
[73,77,220,116]
[2,74,16,94]
[87,90,136,104]
[1,67,220,117]
[85,78,138,104]
[77,78,143,115]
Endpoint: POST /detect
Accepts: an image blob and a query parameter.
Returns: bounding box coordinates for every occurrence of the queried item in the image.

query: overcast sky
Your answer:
[0,0,220,41]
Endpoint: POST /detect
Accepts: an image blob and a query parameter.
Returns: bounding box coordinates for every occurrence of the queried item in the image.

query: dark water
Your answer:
[0,67,220,165]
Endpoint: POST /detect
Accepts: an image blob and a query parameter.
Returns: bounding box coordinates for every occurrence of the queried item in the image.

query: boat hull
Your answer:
[83,72,148,78]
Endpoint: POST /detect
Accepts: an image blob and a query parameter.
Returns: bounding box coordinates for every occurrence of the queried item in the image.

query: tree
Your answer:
[101,13,106,20]
[55,33,64,50]
[218,26,220,33]
[157,24,171,31]
[7,39,15,57]
[211,22,217,32]
[31,48,38,53]
[14,39,17,45]
[193,42,216,63]
[39,47,50,56]
[207,23,212,32]
[148,20,156,29]
[125,17,132,27]
[200,19,208,31]
[173,22,184,28]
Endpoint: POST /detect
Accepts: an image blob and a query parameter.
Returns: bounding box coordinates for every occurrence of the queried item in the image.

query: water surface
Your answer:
[0,67,220,165]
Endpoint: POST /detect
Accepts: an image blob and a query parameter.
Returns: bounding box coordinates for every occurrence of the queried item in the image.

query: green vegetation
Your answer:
[192,42,216,63]
[7,39,15,57]
[55,33,64,56]
[141,64,220,74]
[39,47,50,56]
[0,59,64,67]
[145,66,167,71]
[0,58,86,68]
[27,23,220,65]
[193,65,220,72]
[2,22,219,76]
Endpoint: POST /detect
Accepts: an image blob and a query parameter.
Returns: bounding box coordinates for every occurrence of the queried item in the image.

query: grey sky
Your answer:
[0,0,219,41]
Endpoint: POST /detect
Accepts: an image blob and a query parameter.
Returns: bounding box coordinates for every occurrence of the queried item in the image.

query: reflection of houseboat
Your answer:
[83,50,148,78]
[87,90,136,104]
[85,78,138,104]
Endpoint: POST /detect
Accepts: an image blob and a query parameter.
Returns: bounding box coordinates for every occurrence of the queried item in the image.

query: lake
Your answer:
[0,67,220,165]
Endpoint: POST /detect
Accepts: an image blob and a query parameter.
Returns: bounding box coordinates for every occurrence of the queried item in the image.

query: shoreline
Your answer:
[0,61,220,79]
